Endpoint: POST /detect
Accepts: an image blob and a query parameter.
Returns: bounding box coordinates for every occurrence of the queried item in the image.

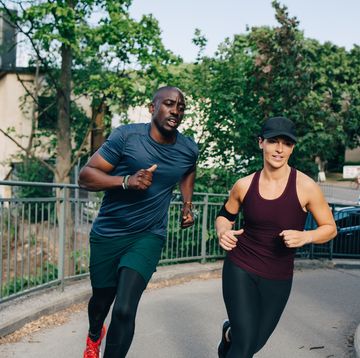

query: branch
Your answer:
[64,96,107,177]
[0,1,61,91]
[0,127,55,174]
[15,71,40,108]
[66,122,93,177]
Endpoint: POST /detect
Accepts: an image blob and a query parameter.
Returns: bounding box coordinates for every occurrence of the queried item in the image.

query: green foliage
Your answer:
[12,158,54,221]
[71,249,89,275]
[194,168,239,194]
[2,263,58,297]
[14,158,54,197]
[1,0,180,181]
[180,1,359,177]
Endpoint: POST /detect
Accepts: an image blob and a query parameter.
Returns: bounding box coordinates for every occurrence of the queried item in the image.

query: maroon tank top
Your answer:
[228,167,307,280]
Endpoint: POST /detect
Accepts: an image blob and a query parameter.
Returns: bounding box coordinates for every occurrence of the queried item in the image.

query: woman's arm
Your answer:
[215,180,244,251]
[280,178,337,248]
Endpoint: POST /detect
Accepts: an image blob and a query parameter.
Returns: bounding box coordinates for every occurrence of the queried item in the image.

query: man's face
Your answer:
[149,89,186,137]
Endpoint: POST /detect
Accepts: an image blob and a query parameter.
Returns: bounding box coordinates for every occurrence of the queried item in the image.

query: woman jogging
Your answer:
[215,116,337,358]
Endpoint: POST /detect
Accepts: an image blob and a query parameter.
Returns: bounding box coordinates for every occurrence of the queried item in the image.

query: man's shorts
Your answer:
[89,232,165,288]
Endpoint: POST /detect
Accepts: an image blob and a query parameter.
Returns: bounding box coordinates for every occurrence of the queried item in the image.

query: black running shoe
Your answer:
[217,320,231,358]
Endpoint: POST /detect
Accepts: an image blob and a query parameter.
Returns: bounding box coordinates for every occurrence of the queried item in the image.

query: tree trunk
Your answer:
[55,42,74,276]
[55,43,72,184]
[91,102,106,154]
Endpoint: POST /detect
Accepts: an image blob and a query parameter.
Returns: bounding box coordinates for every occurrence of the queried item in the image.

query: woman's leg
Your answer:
[222,259,261,358]
[254,276,292,353]
[103,267,147,358]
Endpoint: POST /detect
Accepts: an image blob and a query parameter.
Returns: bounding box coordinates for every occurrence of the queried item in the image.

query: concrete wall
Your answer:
[345,147,360,163]
[0,72,34,180]
[0,71,93,197]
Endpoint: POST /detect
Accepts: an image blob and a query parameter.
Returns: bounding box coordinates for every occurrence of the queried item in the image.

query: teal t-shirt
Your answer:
[91,123,198,238]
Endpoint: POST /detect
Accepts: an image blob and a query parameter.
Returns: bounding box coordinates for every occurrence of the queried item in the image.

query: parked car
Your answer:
[332,206,360,257]
[304,206,360,258]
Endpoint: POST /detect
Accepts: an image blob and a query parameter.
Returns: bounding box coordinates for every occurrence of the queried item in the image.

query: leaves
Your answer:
[2,0,179,181]
[181,0,360,180]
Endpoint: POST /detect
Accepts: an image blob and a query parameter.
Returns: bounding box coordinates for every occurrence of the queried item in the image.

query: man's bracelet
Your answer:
[183,201,193,209]
[122,175,130,190]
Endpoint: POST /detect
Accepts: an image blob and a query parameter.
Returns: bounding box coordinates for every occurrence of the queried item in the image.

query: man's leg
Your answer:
[84,287,116,357]
[88,287,117,341]
[103,267,147,358]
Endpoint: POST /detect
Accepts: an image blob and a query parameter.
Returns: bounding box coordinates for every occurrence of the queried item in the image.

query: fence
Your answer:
[0,180,359,303]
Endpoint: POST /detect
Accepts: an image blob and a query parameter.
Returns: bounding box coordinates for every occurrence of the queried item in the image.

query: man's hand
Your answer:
[180,202,194,229]
[127,164,157,190]
[217,229,243,251]
[279,230,312,248]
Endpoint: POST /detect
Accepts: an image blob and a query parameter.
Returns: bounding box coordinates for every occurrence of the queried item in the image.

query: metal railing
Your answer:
[0,180,359,302]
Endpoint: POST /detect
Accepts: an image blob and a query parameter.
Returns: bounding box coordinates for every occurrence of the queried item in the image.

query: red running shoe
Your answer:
[83,325,106,358]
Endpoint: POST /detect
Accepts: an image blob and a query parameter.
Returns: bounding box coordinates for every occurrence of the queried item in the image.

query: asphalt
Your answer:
[0,258,360,357]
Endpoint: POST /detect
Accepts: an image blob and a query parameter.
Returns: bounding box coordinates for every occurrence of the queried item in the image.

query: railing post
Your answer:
[58,187,67,291]
[201,194,209,263]
[74,161,80,234]
[329,240,333,260]
[309,243,314,259]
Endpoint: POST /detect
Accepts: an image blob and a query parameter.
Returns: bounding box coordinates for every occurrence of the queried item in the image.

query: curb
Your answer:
[0,258,359,346]
[0,280,92,337]
[0,261,222,338]
[355,324,360,358]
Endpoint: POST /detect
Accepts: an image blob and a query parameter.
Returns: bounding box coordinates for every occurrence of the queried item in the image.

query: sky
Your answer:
[130,0,360,63]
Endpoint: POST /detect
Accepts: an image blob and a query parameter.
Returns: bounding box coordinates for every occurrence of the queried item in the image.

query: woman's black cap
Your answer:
[260,116,297,143]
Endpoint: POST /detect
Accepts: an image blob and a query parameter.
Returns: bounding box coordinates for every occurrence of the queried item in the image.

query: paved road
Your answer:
[321,184,359,205]
[1,268,359,358]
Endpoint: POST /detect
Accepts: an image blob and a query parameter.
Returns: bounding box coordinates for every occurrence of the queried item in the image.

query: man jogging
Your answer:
[79,86,198,358]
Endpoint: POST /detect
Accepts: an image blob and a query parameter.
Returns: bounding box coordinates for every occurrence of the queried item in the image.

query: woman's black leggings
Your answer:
[87,267,147,358]
[222,258,292,358]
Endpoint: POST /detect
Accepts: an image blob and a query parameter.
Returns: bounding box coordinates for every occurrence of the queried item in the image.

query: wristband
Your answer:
[183,201,193,209]
[122,175,130,190]
[217,203,238,221]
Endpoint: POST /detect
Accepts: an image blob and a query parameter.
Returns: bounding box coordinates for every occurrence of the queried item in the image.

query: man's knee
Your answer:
[89,288,116,314]
[111,301,136,323]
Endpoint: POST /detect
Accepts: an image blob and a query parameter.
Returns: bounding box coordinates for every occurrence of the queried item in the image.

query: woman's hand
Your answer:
[217,229,244,251]
[279,230,312,248]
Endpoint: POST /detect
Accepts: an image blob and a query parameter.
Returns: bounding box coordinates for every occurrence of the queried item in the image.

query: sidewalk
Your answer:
[0,260,223,338]
[1,259,359,356]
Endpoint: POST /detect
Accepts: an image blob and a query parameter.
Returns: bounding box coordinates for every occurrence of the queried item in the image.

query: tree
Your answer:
[183,1,360,182]
[0,0,179,276]
[0,0,179,184]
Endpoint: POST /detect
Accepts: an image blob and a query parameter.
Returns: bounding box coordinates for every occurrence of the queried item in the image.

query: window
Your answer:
[37,96,57,130]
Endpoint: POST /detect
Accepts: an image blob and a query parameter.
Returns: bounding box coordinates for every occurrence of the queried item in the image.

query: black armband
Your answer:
[217,203,238,221]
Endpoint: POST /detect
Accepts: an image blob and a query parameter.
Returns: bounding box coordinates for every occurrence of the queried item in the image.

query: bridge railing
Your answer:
[0,180,359,302]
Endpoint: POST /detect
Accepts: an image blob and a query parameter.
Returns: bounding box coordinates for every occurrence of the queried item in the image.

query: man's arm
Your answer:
[179,169,196,228]
[78,152,123,191]
[78,152,157,191]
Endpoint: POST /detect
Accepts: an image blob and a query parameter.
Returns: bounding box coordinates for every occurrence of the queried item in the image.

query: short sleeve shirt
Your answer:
[91,123,198,238]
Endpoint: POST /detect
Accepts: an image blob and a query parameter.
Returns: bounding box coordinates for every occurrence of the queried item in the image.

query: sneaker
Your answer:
[217,320,231,358]
[83,325,106,358]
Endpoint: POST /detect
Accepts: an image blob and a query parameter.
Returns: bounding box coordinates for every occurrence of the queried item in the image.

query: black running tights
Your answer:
[88,267,147,358]
[222,258,292,358]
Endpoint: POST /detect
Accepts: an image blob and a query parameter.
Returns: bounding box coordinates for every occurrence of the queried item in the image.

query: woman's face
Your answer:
[259,136,295,169]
